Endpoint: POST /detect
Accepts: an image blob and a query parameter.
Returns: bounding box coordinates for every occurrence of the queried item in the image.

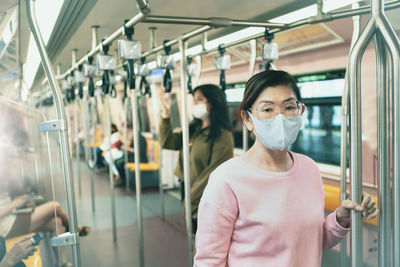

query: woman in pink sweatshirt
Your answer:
[194,70,378,267]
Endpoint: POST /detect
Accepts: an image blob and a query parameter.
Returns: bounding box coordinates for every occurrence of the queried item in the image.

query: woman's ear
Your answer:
[240,110,254,131]
[300,103,306,115]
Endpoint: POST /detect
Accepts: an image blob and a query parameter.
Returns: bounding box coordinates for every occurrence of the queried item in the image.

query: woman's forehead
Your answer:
[254,85,296,103]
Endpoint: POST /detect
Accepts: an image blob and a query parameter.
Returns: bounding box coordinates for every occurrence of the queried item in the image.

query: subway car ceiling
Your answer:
[1,0,398,95]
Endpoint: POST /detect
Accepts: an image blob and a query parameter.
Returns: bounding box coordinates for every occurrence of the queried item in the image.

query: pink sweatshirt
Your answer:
[194,152,349,267]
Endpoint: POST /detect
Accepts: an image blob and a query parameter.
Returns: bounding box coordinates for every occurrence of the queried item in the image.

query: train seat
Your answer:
[125,139,160,188]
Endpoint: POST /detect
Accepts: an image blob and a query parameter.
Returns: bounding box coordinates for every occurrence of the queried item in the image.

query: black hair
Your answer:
[189,84,231,141]
[240,70,301,113]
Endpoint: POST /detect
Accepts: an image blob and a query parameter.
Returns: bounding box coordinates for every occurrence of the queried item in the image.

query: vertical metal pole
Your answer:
[376,9,400,267]
[347,15,375,267]
[73,49,82,197]
[149,26,165,220]
[375,31,391,267]
[124,98,130,192]
[90,98,96,213]
[130,83,144,267]
[179,37,193,264]
[25,1,80,266]
[340,5,360,266]
[90,25,99,213]
[105,95,117,242]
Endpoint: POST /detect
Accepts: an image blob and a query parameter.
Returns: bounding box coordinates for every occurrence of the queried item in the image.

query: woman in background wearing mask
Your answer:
[194,70,378,267]
[159,84,233,234]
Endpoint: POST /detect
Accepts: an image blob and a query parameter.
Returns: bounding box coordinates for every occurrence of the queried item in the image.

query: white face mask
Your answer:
[248,112,302,151]
[192,104,209,120]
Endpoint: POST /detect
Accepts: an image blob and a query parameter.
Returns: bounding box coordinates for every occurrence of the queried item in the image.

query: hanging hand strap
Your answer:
[187,57,193,94]
[163,40,172,93]
[163,69,172,93]
[140,76,151,97]
[102,70,110,94]
[264,29,275,71]
[88,56,95,97]
[218,45,226,92]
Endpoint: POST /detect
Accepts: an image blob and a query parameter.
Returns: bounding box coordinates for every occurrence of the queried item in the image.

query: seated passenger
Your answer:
[101,124,124,182]
[114,132,148,186]
[0,235,36,267]
[158,84,234,234]
[194,70,378,266]
[0,151,90,267]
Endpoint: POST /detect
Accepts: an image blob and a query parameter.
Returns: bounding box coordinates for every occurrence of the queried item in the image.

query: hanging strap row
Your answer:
[218,45,226,92]
[163,40,172,93]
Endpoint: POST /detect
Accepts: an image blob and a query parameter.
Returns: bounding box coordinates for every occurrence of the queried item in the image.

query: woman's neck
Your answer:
[242,139,293,172]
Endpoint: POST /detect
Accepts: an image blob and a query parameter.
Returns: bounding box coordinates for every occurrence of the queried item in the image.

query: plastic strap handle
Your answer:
[102,70,110,94]
[127,59,136,90]
[78,83,84,99]
[140,76,151,97]
[220,69,226,91]
[187,75,193,94]
[88,77,95,97]
[163,69,172,93]
[70,85,76,101]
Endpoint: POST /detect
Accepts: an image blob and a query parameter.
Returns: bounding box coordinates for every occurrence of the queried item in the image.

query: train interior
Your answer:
[0,0,399,266]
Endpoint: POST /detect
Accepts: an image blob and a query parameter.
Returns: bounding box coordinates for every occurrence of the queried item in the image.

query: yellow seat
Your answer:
[6,234,42,267]
[323,184,378,226]
[126,140,159,172]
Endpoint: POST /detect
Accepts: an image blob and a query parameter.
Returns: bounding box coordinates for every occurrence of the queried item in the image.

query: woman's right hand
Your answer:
[11,195,28,209]
[159,91,172,118]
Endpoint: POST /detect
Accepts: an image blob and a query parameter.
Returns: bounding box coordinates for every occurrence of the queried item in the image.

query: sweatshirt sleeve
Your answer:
[194,168,238,267]
[158,117,182,150]
[322,209,350,250]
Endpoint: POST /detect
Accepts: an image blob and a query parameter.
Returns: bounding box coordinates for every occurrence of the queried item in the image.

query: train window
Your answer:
[290,70,345,165]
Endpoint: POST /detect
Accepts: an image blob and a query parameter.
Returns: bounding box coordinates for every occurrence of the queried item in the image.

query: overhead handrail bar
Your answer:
[339,3,360,267]
[57,0,149,80]
[141,15,286,28]
[346,0,400,266]
[25,0,81,266]
[141,25,211,58]
[187,1,400,60]
[53,1,399,82]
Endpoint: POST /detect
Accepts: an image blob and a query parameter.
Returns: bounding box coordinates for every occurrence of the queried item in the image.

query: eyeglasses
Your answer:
[249,99,302,120]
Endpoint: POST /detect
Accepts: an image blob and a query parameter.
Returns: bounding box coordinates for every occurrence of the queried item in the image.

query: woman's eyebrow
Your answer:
[257,97,296,105]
